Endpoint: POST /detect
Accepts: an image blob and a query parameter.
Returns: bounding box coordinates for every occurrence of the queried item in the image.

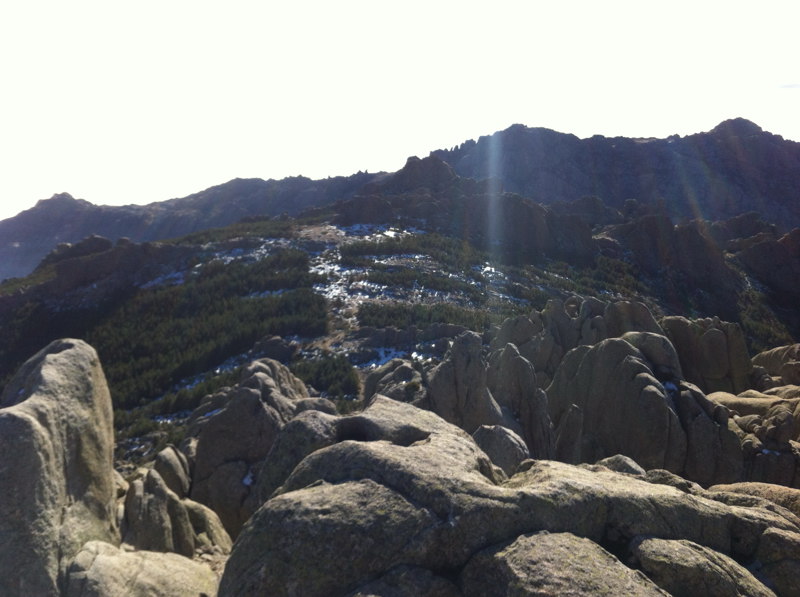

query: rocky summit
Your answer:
[2,119,800,595]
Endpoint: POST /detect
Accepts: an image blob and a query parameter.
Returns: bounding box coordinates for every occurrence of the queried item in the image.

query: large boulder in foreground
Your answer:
[219,397,800,596]
[0,339,119,597]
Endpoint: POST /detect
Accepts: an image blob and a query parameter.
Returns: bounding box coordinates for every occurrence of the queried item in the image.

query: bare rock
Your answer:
[65,540,218,597]
[461,532,668,596]
[154,444,191,498]
[630,536,775,596]
[620,331,683,381]
[363,358,425,403]
[754,345,800,385]
[662,316,753,394]
[546,338,687,471]
[708,482,800,520]
[251,409,340,505]
[472,425,530,476]
[425,331,506,433]
[189,358,310,537]
[123,469,195,557]
[347,565,461,597]
[0,339,119,597]
[219,397,800,597]
[604,300,664,338]
[487,343,553,458]
[596,454,646,476]
[182,498,233,554]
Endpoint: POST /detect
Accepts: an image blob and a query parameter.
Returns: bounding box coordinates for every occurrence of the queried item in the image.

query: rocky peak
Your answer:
[381,154,457,194]
[710,117,765,139]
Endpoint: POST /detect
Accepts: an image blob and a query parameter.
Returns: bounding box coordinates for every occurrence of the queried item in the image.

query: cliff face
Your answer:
[432,118,800,229]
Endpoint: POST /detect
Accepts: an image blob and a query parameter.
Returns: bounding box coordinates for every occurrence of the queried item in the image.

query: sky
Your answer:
[1,1,798,222]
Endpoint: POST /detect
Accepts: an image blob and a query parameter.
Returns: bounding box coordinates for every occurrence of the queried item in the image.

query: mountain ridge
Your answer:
[431,118,800,228]
[2,118,799,282]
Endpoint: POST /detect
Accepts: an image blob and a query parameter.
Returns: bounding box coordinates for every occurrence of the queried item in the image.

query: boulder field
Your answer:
[3,298,800,595]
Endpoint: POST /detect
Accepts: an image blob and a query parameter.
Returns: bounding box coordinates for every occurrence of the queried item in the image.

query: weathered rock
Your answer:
[546,338,687,471]
[251,409,340,505]
[154,444,191,498]
[708,391,800,486]
[489,314,544,352]
[662,316,753,394]
[708,482,800,520]
[251,334,298,363]
[190,358,309,537]
[737,231,800,301]
[347,565,461,597]
[0,339,118,597]
[363,358,425,403]
[424,331,506,433]
[182,498,233,554]
[65,541,218,597]
[604,300,664,338]
[630,536,776,596]
[596,454,646,476]
[673,382,743,486]
[620,331,683,381]
[472,425,530,477]
[461,532,668,596]
[123,469,195,557]
[219,397,800,597]
[754,345,800,385]
[547,336,742,485]
[755,527,800,596]
[486,343,553,458]
[644,469,705,495]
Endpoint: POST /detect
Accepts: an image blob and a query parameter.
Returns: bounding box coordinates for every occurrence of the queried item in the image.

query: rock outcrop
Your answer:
[65,541,218,597]
[629,537,776,597]
[0,340,119,597]
[662,316,754,394]
[471,425,530,477]
[546,338,687,471]
[486,342,554,458]
[423,331,508,434]
[546,336,742,486]
[754,344,800,385]
[363,358,426,404]
[708,390,800,487]
[186,358,332,537]
[462,532,668,596]
[219,396,800,597]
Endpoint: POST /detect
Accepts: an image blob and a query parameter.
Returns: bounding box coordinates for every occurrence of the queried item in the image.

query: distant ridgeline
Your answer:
[432,118,800,229]
[2,118,799,283]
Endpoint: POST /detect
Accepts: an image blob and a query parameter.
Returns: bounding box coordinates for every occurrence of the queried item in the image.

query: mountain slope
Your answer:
[0,173,377,281]
[432,118,800,228]
[3,118,800,283]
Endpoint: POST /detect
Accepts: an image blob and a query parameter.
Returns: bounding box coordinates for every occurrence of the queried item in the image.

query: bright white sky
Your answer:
[1,1,798,222]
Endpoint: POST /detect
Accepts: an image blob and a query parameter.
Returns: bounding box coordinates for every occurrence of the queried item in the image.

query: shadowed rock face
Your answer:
[432,119,800,230]
[219,397,800,597]
[662,316,754,394]
[0,339,119,597]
